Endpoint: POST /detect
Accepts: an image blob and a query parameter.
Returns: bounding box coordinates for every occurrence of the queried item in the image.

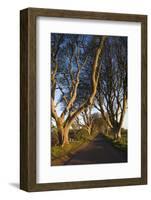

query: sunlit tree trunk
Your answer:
[62,126,70,146]
[56,119,70,146]
[56,119,64,145]
[86,124,93,135]
[113,127,121,140]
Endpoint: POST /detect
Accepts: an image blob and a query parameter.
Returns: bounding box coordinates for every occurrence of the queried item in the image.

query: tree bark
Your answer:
[62,126,70,146]
[58,129,63,145]
[114,97,127,140]
[113,127,121,140]
[56,119,70,146]
[56,120,64,145]
[117,128,121,139]
[86,124,92,135]
[106,126,109,136]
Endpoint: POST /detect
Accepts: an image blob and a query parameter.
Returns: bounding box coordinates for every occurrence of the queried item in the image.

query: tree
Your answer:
[75,106,93,135]
[51,33,107,146]
[95,37,127,140]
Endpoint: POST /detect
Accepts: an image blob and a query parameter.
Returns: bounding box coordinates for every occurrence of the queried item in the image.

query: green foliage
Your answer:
[103,129,128,152]
[51,127,59,146]
[51,141,83,165]
[51,128,99,165]
[74,128,90,141]
[51,127,95,147]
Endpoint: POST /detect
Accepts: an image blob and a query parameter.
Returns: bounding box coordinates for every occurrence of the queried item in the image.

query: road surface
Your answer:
[65,134,127,165]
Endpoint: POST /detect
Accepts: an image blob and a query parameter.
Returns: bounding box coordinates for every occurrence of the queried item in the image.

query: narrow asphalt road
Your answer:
[64,134,127,165]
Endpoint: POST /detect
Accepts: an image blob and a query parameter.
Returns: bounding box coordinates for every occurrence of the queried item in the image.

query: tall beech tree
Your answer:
[51,33,107,146]
[95,37,127,140]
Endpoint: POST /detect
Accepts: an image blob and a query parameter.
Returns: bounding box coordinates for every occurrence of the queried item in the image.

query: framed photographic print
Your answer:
[20,8,147,192]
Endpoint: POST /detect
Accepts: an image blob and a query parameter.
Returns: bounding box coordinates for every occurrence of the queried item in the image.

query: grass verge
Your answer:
[51,132,99,166]
[102,132,127,152]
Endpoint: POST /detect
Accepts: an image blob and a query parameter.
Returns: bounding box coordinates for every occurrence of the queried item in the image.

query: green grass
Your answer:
[51,129,127,166]
[103,130,127,152]
[51,141,83,161]
[51,131,99,166]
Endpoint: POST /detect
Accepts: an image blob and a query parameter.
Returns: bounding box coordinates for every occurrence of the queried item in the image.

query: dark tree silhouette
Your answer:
[94,37,127,139]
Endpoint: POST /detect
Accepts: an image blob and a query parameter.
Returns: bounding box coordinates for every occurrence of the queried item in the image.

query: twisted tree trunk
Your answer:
[51,36,107,147]
[56,119,70,146]
[62,126,70,146]
[88,125,92,135]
